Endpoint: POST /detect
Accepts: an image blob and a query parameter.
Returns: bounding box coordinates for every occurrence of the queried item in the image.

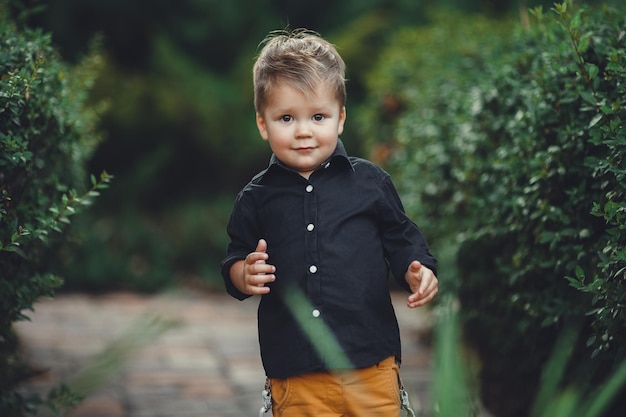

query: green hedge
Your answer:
[0,15,109,415]
[359,2,625,416]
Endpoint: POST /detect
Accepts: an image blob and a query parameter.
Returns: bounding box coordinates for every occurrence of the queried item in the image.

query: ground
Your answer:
[15,288,434,417]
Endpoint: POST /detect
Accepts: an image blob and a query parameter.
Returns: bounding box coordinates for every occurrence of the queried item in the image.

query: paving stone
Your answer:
[15,289,434,417]
[68,395,126,417]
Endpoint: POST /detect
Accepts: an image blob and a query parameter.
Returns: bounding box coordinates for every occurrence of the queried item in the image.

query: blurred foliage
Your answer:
[431,297,626,417]
[356,9,516,288]
[0,9,110,415]
[3,0,625,415]
[3,0,562,292]
[361,1,625,416]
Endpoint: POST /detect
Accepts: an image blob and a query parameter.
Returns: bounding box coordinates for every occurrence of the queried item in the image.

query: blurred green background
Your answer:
[7,0,556,292]
[4,1,626,416]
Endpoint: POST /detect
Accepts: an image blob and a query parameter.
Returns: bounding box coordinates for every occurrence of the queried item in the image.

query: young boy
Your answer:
[220,29,438,417]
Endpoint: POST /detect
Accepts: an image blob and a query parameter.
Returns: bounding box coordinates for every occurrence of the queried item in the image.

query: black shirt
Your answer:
[220,140,437,378]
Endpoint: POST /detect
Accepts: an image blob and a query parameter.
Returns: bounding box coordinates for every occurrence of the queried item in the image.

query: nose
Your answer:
[295,121,313,138]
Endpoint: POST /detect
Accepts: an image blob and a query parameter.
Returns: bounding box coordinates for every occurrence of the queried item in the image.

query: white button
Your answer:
[307,223,315,231]
[309,265,318,274]
[312,309,320,317]
[324,162,331,168]
[306,185,314,192]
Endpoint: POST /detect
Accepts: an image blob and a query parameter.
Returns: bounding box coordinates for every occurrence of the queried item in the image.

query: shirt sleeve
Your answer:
[220,191,260,301]
[376,173,438,291]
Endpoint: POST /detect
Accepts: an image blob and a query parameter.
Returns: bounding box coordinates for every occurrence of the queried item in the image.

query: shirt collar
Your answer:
[263,139,354,179]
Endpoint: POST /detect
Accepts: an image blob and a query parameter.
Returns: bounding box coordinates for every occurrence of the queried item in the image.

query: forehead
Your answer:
[264,82,340,110]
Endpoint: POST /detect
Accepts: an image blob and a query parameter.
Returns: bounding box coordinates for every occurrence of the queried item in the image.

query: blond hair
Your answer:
[253,29,347,114]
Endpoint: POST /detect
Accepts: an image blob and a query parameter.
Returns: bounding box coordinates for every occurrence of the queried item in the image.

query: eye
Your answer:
[312,114,325,122]
[280,115,293,122]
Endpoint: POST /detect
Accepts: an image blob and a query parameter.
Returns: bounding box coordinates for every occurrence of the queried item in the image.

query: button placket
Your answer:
[303,180,321,313]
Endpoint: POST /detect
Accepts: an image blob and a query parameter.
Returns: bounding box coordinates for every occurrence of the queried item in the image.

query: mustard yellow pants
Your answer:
[270,356,401,417]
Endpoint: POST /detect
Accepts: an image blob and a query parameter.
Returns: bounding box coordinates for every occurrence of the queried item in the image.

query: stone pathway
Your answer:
[15,289,434,417]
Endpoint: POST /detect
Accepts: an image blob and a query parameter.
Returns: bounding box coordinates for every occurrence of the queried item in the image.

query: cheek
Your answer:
[272,124,294,137]
[265,128,293,148]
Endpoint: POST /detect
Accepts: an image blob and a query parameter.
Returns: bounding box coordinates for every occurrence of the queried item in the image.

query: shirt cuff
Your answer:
[220,255,252,301]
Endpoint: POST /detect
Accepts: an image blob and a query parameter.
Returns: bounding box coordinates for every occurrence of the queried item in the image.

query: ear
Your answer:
[256,112,269,141]
[337,106,347,136]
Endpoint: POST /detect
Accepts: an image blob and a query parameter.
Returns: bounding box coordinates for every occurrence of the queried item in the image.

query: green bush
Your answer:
[431,296,626,417]
[0,15,109,415]
[359,2,625,416]
[356,9,515,290]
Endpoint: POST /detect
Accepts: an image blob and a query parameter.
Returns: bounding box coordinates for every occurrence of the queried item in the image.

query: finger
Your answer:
[409,260,422,274]
[246,253,267,265]
[249,273,275,286]
[248,239,269,265]
[418,271,433,296]
[256,238,268,253]
[405,261,424,293]
[409,261,424,292]
[246,261,276,285]
[247,247,269,263]
[247,283,271,295]
[248,262,276,276]
[413,274,437,299]
[408,287,438,308]
[408,281,436,303]
[247,271,275,294]
[408,273,438,305]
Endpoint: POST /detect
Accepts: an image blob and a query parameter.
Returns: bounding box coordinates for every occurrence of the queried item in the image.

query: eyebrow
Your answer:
[269,104,336,114]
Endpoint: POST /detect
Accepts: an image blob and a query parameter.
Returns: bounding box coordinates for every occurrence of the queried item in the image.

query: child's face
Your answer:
[256,82,346,178]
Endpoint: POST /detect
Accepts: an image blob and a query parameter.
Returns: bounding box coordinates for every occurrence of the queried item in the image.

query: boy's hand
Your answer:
[405,261,438,308]
[232,239,276,295]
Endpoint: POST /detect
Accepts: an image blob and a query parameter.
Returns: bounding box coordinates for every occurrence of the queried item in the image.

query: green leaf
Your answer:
[565,276,581,289]
[579,91,596,106]
[588,114,602,128]
[553,2,567,15]
[600,105,614,115]
[4,245,28,259]
[586,63,599,81]
[579,32,592,53]
[575,265,585,279]
[586,335,596,347]
[569,12,582,31]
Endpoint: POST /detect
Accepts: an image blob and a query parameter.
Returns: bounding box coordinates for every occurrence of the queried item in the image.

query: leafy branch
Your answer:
[552,1,599,101]
[1,45,45,110]
[0,171,113,257]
